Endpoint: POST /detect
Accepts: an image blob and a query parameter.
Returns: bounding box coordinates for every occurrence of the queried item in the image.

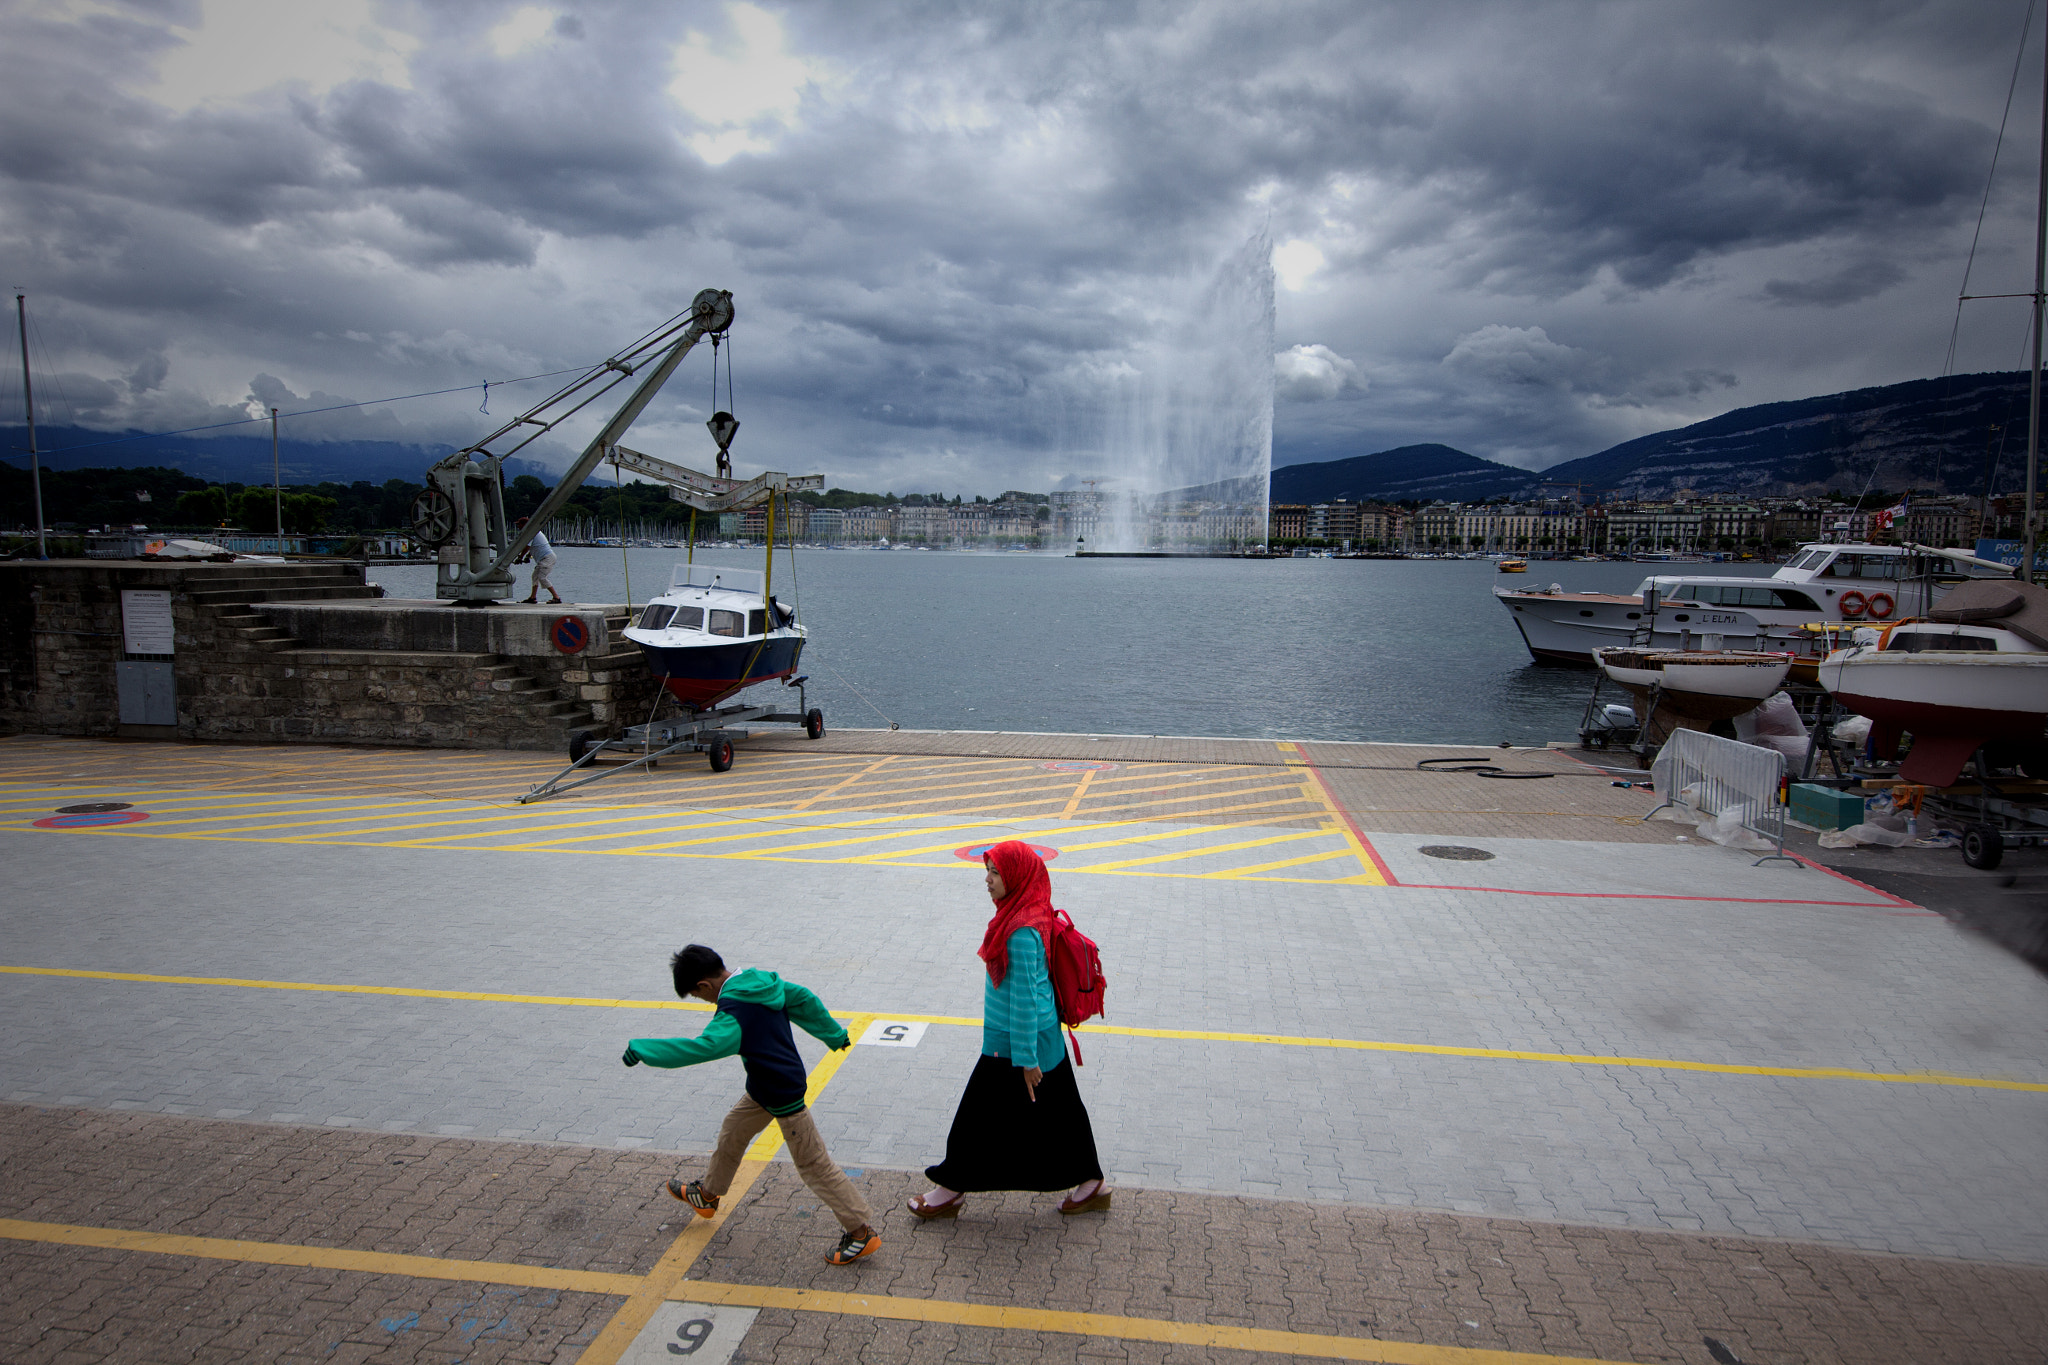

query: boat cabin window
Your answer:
[1821,553,1901,581]
[672,606,704,631]
[637,604,675,630]
[1885,631,1998,653]
[1672,584,1820,611]
[709,609,744,638]
[1789,550,1827,570]
[748,609,767,636]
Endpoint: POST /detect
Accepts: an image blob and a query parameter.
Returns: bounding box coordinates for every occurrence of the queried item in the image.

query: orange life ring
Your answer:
[1864,591,1895,620]
[1838,590,1867,619]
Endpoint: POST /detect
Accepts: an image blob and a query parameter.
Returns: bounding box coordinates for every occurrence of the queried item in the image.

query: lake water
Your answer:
[367,549,1782,746]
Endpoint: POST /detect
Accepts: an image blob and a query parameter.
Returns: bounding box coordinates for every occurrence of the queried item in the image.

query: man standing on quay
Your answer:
[516,517,562,604]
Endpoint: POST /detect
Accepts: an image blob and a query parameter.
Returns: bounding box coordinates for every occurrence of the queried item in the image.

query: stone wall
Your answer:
[0,561,663,752]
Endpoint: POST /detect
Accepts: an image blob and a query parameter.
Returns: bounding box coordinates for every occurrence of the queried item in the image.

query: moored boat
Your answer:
[1498,542,2012,666]
[1816,579,2048,786]
[1592,647,1794,726]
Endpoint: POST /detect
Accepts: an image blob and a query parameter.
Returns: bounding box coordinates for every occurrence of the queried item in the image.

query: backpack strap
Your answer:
[1067,1026,1084,1067]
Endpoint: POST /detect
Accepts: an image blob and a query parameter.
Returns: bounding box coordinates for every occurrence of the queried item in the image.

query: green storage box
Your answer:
[1790,783,1863,831]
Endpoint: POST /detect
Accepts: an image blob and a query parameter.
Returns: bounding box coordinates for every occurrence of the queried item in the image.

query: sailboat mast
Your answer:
[2029,29,2048,584]
[15,294,47,560]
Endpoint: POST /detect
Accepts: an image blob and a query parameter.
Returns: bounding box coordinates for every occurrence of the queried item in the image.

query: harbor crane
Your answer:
[407,289,818,603]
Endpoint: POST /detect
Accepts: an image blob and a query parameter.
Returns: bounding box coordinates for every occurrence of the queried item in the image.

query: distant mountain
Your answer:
[1269,443,1535,504]
[0,425,550,487]
[1538,371,2028,499]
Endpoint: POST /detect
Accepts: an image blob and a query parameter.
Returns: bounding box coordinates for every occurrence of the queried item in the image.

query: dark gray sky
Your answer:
[1,0,2040,491]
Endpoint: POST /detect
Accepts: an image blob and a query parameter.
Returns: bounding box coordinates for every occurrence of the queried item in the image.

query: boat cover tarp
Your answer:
[1931,578,2048,648]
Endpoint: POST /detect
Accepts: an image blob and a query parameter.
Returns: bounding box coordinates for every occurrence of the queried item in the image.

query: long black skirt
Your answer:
[924,1053,1104,1193]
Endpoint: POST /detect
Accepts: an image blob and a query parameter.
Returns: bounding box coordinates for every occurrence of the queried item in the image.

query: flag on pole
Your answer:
[1872,498,1908,532]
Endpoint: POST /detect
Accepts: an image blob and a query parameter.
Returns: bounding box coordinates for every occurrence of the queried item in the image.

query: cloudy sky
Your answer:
[1,0,2042,493]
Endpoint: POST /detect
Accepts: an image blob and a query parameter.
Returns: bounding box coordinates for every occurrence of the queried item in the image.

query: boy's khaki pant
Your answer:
[704,1095,874,1232]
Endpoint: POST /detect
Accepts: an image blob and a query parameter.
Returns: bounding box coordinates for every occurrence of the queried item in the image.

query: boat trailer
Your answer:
[518,676,825,803]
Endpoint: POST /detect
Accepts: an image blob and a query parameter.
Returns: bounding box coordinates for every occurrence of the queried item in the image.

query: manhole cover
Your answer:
[56,802,132,814]
[1419,845,1495,861]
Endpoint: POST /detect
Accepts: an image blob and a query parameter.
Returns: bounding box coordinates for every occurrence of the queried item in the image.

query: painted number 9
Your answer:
[881,1024,907,1042]
[668,1318,713,1355]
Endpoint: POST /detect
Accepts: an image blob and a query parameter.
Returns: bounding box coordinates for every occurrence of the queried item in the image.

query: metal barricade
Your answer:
[1646,729,1798,867]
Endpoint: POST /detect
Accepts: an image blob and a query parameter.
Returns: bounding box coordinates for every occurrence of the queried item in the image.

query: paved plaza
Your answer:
[2,730,2045,1363]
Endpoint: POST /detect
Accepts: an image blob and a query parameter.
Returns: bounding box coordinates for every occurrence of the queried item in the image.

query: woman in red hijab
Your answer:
[908,839,1109,1219]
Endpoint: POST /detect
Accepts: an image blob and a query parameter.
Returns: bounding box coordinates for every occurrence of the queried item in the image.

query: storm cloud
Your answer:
[0,0,2036,488]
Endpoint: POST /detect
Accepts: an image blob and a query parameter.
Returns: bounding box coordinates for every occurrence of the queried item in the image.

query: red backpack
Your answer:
[1046,908,1107,1065]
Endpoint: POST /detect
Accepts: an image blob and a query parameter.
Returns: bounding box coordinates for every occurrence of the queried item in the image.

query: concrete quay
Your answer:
[1,729,2044,1364]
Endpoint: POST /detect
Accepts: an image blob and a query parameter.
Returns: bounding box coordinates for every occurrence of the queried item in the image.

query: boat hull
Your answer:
[1817,653,2048,784]
[635,635,806,709]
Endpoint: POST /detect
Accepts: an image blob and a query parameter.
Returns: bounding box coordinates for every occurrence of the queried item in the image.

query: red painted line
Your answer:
[1292,744,1397,883]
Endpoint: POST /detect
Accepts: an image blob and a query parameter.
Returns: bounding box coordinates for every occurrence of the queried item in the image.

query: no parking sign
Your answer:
[550,615,590,654]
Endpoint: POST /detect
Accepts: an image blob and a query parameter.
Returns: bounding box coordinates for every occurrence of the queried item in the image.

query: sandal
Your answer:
[906,1193,962,1221]
[1058,1185,1112,1215]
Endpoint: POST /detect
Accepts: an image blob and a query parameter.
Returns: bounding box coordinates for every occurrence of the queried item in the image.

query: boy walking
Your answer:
[621,944,879,1265]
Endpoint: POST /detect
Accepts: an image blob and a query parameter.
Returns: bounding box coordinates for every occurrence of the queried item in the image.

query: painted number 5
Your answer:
[668,1318,713,1355]
[881,1024,907,1042]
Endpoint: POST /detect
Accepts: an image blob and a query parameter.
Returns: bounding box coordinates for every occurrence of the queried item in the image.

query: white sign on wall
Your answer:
[857,1020,928,1048]
[120,590,175,655]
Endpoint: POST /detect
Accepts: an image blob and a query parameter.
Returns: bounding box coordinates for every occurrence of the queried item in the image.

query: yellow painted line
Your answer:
[594,809,956,857]
[1072,827,1331,873]
[7,963,2043,1093]
[1060,766,1099,818]
[1201,847,1358,879]
[0,964,712,1013]
[1079,781,1318,818]
[0,1217,643,1297]
[743,1014,874,1162]
[786,754,900,813]
[577,1012,875,1364]
[669,1282,1633,1364]
[1291,746,1389,888]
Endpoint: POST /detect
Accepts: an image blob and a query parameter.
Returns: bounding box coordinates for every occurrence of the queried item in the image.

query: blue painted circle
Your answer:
[35,811,150,829]
[954,842,1059,862]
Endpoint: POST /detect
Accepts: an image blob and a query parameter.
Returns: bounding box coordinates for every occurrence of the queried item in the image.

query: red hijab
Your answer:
[977,840,1057,985]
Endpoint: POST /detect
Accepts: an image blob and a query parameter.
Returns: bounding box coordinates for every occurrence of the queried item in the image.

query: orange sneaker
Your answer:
[827,1228,879,1265]
[668,1178,719,1218]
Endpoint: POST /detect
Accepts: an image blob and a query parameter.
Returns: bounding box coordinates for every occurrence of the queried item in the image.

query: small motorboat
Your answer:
[623,563,805,709]
[1498,559,1527,573]
[1817,578,2048,785]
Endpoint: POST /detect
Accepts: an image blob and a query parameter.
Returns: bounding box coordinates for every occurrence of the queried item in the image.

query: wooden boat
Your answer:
[1497,559,1527,572]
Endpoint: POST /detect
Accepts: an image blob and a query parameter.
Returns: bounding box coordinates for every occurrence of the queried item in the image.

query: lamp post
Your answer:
[15,294,46,559]
[271,407,283,553]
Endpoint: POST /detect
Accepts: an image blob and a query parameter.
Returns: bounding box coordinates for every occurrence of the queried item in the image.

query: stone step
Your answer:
[187,583,377,607]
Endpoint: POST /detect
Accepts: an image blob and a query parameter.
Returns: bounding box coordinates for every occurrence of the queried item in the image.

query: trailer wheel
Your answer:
[805,708,825,740]
[708,738,734,773]
[1962,823,2004,871]
[569,729,596,763]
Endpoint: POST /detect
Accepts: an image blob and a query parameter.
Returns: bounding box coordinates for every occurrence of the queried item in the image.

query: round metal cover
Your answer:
[1419,845,1495,861]
[57,802,132,814]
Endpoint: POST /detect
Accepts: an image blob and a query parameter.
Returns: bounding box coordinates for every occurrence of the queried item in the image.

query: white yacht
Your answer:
[1497,542,2011,667]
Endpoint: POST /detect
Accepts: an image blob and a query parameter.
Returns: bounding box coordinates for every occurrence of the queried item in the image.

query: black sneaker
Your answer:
[668,1178,719,1218]
[826,1228,879,1265]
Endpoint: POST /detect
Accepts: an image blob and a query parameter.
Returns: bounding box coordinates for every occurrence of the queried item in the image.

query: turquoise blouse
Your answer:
[982,927,1066,1071]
